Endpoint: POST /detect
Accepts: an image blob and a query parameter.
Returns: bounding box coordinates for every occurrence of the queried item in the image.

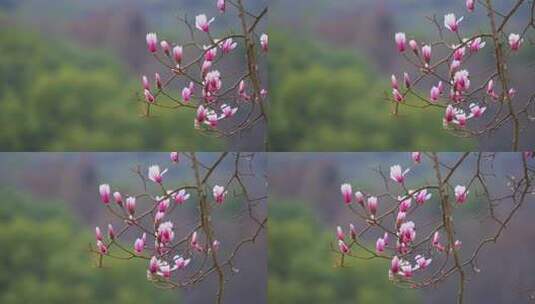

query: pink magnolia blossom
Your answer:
[108,224,115,240]
[411,152,421,164]
[338,240,350,254]
[191,231,203,252]
[213,185,227,204]
[450,59,461,73]
[158,221,175,244]
[466,0,475,12]
[134,233,146,253]
[155,72,162,89]
[219,38,237,53]
[399,221,416,244]
[390,165,409,184]
[175,256,191,270]
[204,46,218,61]
[97,240,108,255]
[469,103,486,118]
[195,14,215,32]
[146,32,158,53]
[508,88,517,99]
[204,70,222,94]
[415,255,432,270]
[221,104,238,118]
[160,40,170,55]
[409,39,418,53]
[391,256,401,274]
[454,111,468,127]
[142,75,150,91]
[399,196,412,213]
[113,191,123,205]
[453,70,470,91]
[172,45,183,63]
[391,74,399,90]
[170,152,179,163]
[396,211,406,226]
[376,237,385,253]
[403,72,411,88]
[395,32,406,52]
[444,105,457,125]
[487,79,498,99]
[508,33,523,51]
[95,226,103,241]
[422,45,432,64]
[217,0,225,13]
[354,191,365,206]
[182,86,192,103]
[149,256,159,274]
[469,37,486,52]
[430,86,440,102]
[195,105,208,126]
[454,240,462,249]
[349,224,357,240]
[144,89,155,103]
[148,165,167,184]
[392,88,404,103]
[99,184,111,204]
[260,34,269,52]
[444,13,463,32]
[367,196,378,216]
[455,185,469,204]
[341,183,353,204]
[453,46,466,61]
[415,189,432,205]
[336,226,345,241]
[126,196,136,216]
[173,189,190,205]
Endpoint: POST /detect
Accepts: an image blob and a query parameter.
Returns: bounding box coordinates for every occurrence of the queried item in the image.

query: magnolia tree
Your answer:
[140,0,268,144]
[91,152,266,304]
[389,0,535,150]
[335,152,535,303]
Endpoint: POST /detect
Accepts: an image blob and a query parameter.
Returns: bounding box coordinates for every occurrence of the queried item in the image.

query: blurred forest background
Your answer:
[269,0,535,151]
[269,153,535,303]
[0,153,267,304]
[0,0,266,151]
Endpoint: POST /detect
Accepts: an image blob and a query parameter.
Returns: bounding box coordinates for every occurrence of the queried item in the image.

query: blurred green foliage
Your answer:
[0,188,179,303]
[269,200,419,304]
[268,31,473,151]
[0,26,221,150]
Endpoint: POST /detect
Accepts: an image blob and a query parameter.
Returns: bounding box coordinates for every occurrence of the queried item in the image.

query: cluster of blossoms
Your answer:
[141,1,268,135]
[337,152,470,281]
[94,152,230,282]
[334,152,535,302]
[390,1,532,149]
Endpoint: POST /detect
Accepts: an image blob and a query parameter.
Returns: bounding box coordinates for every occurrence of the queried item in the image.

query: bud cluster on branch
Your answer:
[91,152,266,304]
[140,0,268,141]
[335,152,535,304]
[390,0,535,150]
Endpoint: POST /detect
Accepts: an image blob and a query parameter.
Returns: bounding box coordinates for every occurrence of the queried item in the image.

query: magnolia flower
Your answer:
[354,191,365,206]
[469,37,486,52]
[392,88,404,102]
[108,224,115,240]
[144,89,155,103]
[422,45,432,64]
[201,60,212,75]
[415,189,432,205]
[454,240,462,249]
[390,165,409,184]
[466,0,475,12]
[349,224,357,240]
[217,0,225,12]
[182,86,192,103]
[126,196,136,216]
[399,221,416,244]
[399,196,412,213]
[411,152,421,164]
[376,237,385,253]
[157,196,170,213]
[455,185,469,204]
[175,256,191,270]
[191,231,203,252]
[450,59,461,73]
[158,221,175,244]
[444,105,457,125]
[391,74,399,90]
[432,231,440,247]
[196,14,215,32]
[221,104,238,118]
[400,264,414,278]
[99,184,111,204]
[204,45,218,61]
[97,240,108,255]
[204,70,222,94]
[454,111,468,127]
[195,105,208,126]
[395,32,406,52]
[174,189,190,205]
[508,88,517,99]
[160,40,170,55]
[391,256,400,274]
[338,240,349,254]
[409,39,418,53]
[453,70,470,91]
[220,38,237,53]
[367,196,378,216]
[148,165,167,184]
[113,191,123,205]
[149,256,159,274]
[172,45,183,63]
[155,72,162,89]
[444,13,463,32]
[403,72,411,88]
[430,86,440,102]
[508,33,523,51]
[146,32,158,53]
[415,255,432,270]
[453,46,466,61]
[170,152,179,163]
[142,75,150,90]
[336,226,345,241]
[469,103,486,118]
[95,226,103,241]
[134,234,146,253]
[213,185,227,204]
[487,79,498,99]
[396,211,406,226]
[341,183,353,204]
[260,33,269,52]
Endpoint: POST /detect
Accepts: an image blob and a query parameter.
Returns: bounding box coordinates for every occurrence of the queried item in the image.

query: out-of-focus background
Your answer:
[269,153,535,303]
[269,0,535,151]
[0,0,266,151]
[0,152,267,304]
